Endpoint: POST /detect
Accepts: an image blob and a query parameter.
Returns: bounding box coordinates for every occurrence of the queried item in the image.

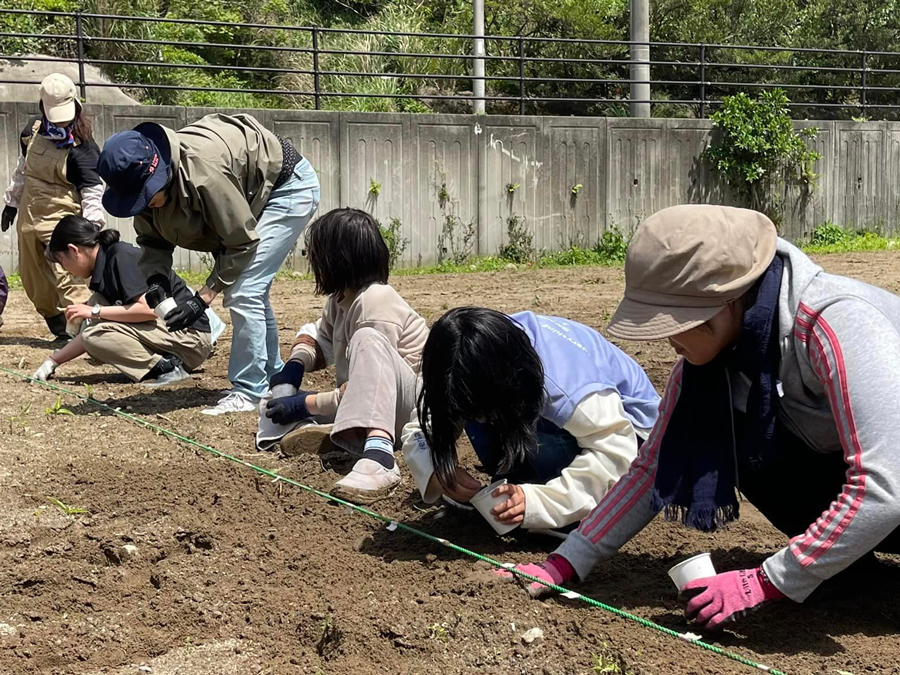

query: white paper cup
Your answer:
[668,553,716,591]
[470,478,520,535]
[66,318,84,335]
[154,296,178,319]
[270,383,297,399]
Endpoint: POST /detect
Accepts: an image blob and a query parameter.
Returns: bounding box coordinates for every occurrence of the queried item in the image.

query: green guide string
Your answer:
[0,365,787,675]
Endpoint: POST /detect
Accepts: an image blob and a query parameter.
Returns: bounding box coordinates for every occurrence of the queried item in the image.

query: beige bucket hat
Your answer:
[607,205,778,341]
[40,73,78,124]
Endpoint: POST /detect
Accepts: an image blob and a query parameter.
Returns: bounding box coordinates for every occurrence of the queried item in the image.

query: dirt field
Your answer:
[1,252,899,675]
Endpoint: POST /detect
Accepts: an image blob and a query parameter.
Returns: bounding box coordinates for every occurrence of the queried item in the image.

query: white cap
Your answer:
[40,73,78,124]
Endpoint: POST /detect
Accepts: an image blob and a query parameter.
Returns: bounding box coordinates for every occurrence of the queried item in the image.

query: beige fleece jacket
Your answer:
[288,283,428,415]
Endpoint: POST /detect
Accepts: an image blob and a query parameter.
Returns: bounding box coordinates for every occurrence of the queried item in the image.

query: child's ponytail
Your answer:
[95,228,121,248]
[47,215,120,262]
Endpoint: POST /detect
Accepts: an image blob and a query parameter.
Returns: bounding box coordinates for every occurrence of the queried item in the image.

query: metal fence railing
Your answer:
[1,8,899,119]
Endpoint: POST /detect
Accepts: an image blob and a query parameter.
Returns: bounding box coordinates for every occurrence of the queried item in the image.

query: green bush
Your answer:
[594,226,629,262]
[498,214,535,263]
[811,221,849,247]
[378,217,408,270]
[704,90,821,226]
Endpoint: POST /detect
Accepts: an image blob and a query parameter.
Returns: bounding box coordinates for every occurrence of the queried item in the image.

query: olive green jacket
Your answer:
[134,113,283,293]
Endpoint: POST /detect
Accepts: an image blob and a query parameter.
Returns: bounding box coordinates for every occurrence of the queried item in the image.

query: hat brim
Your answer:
[45,99,76,125]
[101,122,172,219]
[607,298,726,341]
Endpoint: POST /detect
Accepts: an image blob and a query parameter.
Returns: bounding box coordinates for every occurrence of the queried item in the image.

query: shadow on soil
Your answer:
[63,383,226,416]
[0,335,58,349]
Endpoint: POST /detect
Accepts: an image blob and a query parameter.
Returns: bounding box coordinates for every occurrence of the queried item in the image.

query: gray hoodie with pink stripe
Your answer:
[557,240,900,602]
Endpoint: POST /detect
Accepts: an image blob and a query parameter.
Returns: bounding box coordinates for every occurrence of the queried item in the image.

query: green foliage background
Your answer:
[2,0,899,115]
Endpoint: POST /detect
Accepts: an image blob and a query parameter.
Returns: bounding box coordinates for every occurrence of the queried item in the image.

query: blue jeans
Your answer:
[465,418,582,485]
[223,159,320,399]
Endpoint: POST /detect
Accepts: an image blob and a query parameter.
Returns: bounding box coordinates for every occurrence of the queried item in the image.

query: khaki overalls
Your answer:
[17,121,90,320]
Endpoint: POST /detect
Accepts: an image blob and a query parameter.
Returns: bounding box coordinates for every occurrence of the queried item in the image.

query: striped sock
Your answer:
[362,436,395,470]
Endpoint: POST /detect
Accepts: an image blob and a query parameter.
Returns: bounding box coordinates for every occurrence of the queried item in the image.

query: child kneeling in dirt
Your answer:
[260,208,428,505]
[502,205,900,630]
[401,307,660,534]
[32,215,214,386]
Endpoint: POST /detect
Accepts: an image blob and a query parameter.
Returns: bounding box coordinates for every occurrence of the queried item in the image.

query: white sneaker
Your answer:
[141,365,191,388]
[331,458,401,504]
[202,391,256,416]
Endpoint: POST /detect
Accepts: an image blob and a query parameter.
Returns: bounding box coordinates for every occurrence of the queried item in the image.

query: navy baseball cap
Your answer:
[99,122,171,218]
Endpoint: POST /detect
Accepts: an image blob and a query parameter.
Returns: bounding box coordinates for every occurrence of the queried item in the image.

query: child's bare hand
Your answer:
[491,483,526,523]
[434,466,482,503]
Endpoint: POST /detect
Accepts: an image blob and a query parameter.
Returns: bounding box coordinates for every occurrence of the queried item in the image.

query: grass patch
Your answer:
[173,268,312,289]
[3,224,897,293]
[800,224,900,255]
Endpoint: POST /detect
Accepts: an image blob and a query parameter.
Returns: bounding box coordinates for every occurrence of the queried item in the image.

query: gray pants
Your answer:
[330,327,419,453]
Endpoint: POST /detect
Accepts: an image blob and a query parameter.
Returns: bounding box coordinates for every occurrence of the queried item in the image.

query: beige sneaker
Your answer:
[331,458,401,504]
[279,423,336,457]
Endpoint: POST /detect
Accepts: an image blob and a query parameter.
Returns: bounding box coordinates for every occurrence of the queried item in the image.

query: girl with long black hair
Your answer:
[401,307,660,533]
[31,216,213,386]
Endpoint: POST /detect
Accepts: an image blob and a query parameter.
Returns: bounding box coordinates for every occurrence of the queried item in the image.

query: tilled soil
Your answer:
[0,253,899,675]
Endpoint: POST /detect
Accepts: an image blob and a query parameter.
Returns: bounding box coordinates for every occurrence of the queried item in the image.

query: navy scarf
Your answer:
[650,256,784,532]
[41,119,76,149]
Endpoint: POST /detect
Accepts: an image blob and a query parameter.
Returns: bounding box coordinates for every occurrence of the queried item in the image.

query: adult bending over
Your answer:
[502,205,900,631]
[98,114,319,415]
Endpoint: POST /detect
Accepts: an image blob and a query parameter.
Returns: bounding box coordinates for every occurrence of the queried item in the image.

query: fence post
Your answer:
[312,27,321,110]
[860,51,867,115]
[518,37,525,115]
[699,44,706,119]
[75,11,87,101]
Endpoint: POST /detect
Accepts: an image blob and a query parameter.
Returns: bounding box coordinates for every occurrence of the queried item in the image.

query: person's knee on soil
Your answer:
[261,208,428,504]
[31,215,206,388]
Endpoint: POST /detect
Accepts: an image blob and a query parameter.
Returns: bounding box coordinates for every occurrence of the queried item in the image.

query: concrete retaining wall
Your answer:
[2,104,898,272]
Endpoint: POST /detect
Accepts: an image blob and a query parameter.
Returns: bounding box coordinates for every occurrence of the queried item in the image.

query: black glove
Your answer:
[145,273,171,309]
[165,292,207,332]
[145,284,166,310]
[265,391,313,426]
[1,206,17,233]
[269,361,305,389]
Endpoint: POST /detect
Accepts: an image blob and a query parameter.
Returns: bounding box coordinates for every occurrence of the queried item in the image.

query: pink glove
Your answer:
[493,553,576,598]
[683,567,785,630]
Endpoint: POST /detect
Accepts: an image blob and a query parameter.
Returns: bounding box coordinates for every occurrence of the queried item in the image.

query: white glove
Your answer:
[32,358,58,382]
